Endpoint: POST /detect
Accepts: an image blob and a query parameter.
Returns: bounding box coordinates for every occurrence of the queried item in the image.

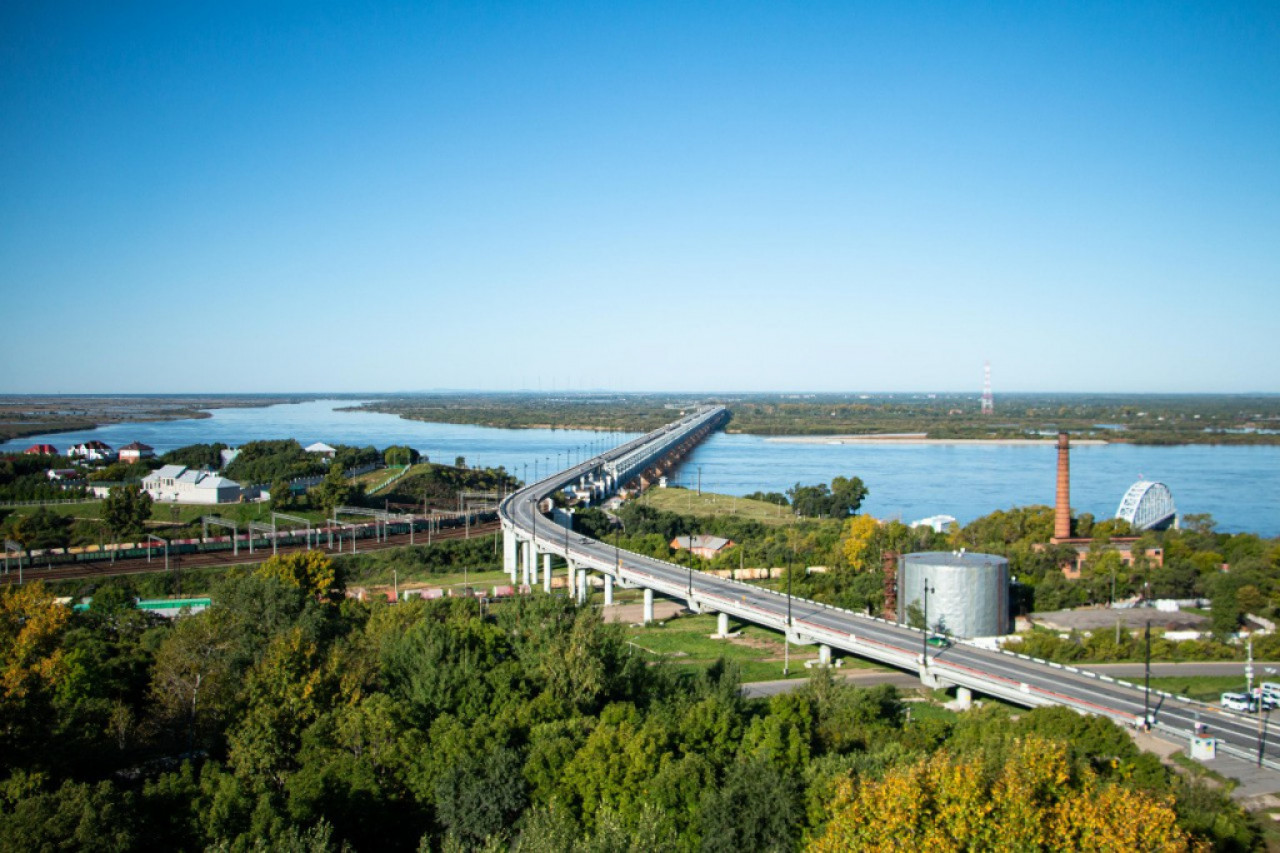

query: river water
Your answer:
[4,400,1277,537]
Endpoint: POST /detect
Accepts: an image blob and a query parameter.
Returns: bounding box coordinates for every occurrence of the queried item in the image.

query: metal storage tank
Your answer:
[897,551,1010,638]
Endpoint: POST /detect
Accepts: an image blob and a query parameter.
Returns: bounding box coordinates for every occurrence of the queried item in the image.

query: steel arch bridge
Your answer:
[1115,481,1177,531]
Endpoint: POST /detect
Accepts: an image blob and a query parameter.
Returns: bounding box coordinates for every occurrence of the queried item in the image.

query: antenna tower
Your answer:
[981,361,994,415]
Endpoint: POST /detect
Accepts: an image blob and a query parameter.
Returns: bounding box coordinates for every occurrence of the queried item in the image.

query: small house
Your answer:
[305,442,337,459]
[68,441,115,462]
[24,444,59,455]
[118,441,155,463]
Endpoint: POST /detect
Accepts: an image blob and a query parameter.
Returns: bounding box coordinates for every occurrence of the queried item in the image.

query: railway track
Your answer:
[2,520,501,585]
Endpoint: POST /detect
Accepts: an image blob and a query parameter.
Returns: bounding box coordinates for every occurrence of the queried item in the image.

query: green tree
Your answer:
[310,467,358,515]
[102,484,153,540]
[8,507,71,552]
[435,744,527,848]
[700,756,800,853]
[384,446,420,467]
[270,478,293,511]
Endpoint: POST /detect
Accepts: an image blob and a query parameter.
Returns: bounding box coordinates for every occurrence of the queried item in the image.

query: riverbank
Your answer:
[0,394,322,443]
[765,435,1110,446]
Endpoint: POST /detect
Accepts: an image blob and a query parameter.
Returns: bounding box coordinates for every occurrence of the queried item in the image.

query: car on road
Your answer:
[926,636,951,649]
[1221,692,1257,712]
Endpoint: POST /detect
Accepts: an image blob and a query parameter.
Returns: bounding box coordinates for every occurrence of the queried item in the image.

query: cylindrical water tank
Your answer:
[897,551,1010,638]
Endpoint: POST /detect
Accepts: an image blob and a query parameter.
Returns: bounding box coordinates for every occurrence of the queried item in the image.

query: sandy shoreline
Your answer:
[764,435,1109,446]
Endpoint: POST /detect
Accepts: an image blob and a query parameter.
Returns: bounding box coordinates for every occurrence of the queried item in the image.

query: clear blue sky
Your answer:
[2,2,1277,394]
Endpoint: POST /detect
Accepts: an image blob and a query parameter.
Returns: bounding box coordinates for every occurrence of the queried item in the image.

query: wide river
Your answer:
[4,400,1277,537]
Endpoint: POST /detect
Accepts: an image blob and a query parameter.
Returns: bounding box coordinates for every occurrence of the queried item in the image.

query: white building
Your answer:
[910,514,958,533]
[142,465,242,504]
[68,441,115,462]
[305,442,337,458]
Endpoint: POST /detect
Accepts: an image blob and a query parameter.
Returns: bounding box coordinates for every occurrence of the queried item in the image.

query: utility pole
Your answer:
[1144,620,1152,728]
[921,578,936,664]
[1259,703,1272,767]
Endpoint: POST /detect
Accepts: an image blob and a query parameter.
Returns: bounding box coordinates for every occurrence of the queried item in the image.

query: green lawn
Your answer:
[1146,675,1250,702]
[637,489,794,526]
[354,465,410,492]
[622,611,885,682]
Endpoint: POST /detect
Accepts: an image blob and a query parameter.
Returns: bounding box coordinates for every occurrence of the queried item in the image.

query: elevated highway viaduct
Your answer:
[499,407,1280,771]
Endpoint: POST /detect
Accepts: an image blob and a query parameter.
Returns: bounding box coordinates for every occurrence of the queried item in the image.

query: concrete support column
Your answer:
[503,530,517,582]
[643,588,654,625]
[717,612,729,636]
[521,541,532,587]
[956,686,973,709]
[577,569,588,604]
[819,644,832,666]
[603,574,614,606]
[567,561,577,598]
[542,554,551,593]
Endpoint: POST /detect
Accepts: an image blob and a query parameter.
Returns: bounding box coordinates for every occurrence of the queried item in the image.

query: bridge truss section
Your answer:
[1115,481,1177,531]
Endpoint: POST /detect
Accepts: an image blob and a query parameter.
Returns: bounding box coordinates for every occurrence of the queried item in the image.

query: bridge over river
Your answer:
[500,406,1280,772]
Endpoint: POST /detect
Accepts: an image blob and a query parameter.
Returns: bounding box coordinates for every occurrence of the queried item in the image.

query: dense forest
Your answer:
[0,549,1258,850]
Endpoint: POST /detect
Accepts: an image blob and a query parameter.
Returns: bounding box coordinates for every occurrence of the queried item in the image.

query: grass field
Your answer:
[638,489,794,526]
[621,610,884,683]
[1147,675,1252,702]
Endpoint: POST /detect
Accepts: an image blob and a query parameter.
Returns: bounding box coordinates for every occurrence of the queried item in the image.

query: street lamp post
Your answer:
[921,578,936,663]
[530,497,538,591]
[687,537,693,600]
[1144,620,1152,728]
[1260,703,1272,767]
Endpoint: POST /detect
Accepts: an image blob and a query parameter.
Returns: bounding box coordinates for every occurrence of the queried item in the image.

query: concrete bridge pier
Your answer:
[603,574,614,606]
[717,612,729,636]
[542,554,551,591]
[643,588,654,624]
[522,541,533,587]
[818,644,832,666]
[955,687,973,709]
[503,530,517,582]
[577,569,588,604]
[567,561,577,598]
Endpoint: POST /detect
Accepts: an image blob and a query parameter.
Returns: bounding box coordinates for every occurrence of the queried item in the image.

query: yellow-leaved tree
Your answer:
[255,550,339,600]
[1,582,70,703]
[808,735,1196,852]
[840,514,881,573]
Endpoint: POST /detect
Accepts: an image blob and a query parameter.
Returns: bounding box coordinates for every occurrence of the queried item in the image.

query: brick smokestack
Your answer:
[882,550,899,620]
[1053,431,1071,541]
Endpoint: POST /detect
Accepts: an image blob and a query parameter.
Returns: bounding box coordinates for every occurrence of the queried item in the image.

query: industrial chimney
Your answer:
[882,550,899,620]
[1052,431,1071,542]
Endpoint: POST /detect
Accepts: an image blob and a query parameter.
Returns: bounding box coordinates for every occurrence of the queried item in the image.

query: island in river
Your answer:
[3,391,1278,447]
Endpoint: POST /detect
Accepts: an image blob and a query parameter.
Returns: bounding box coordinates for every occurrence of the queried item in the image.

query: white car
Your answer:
[1221,692,1256,712]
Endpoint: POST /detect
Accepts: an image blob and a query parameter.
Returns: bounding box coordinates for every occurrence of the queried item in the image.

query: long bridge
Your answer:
[500,406,1280,771]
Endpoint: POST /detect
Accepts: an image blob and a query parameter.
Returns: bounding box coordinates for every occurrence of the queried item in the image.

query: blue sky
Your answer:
[2,2,1277,394]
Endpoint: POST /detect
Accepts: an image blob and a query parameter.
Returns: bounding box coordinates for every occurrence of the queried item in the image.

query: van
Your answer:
[1221,692,1256,713]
